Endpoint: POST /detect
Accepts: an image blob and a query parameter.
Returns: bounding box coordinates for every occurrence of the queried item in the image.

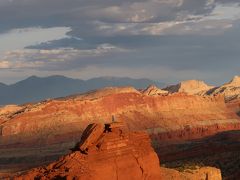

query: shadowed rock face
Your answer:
[227,99,240,117]
[14,122,162,180]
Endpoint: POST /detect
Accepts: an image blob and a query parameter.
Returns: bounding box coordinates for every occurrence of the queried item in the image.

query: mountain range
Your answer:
[0,76,164,105]
[1,75,240,106]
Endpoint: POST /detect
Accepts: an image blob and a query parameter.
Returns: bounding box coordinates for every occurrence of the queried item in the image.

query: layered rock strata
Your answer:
[14,123,222,180]
[15,122,162,180]
[0,87,239,175]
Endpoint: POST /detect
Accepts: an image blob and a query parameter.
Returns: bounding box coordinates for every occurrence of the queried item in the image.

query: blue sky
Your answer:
[0,0,240,85]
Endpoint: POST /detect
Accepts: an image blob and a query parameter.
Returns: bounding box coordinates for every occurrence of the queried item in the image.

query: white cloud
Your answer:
[0,44,127,69]
[206,3,240,20]
[0,60,11,68]
[91,17,234,36]
[0,27,71,54]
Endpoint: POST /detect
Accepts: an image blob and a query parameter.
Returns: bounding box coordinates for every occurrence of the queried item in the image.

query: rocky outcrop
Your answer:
[227,75,240,86]
[206,76,240,101]
[14,123,222,180]
[163,80,214,95]
[142,85,168,96]
[0,105,23,118]
[15,122,162,180]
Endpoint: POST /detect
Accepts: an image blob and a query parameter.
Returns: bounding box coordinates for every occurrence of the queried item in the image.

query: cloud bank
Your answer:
[0,0,240,84]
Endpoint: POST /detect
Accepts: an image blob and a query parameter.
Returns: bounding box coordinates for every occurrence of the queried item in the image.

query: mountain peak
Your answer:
[142,84,168,96]
[227,75,240,86]
[164,79,214,95]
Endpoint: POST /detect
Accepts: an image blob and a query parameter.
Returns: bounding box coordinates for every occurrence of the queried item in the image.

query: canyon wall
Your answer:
[0,87,239,176]
[1,87,239,147]
[1,87,239,137]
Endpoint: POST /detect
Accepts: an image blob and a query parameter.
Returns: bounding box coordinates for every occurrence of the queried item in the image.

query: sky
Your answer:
[0,0,240,85]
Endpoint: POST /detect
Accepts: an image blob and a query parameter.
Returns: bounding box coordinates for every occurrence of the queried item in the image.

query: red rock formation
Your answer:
[14,122,162,180]
[0,87,239,176]
[1,88,238,141]
[14,123,222,180]
[0,105,23,116]
[227,99,240,116]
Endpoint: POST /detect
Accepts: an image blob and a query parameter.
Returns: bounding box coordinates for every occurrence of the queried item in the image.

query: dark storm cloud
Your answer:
[1,0,240,84]
[24,20,240,72]
[0,0,238,32]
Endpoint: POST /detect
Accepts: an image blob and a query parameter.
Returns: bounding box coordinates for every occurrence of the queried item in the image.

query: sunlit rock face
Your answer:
[1,87,239,144]
[142,85,168,96]
[205,76,240,102]
[163,80,214,95]
[14,123,222,180]
[0,86,239,177]
[14,122,162,180]
[1,86,239,147]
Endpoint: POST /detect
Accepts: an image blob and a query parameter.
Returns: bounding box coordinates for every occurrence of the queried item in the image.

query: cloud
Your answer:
[0,0,239,34]
[0,44,127,70]
[1,0,240,84]
[0,60,11,69]
[0,27,71,53]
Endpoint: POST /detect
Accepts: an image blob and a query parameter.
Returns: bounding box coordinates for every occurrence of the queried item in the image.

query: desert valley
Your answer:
[0,75,240,179]
[1,0,240,179]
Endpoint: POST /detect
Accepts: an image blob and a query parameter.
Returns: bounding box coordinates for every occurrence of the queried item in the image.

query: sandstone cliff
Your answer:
[0,87,239,177]
[1,87,238,143]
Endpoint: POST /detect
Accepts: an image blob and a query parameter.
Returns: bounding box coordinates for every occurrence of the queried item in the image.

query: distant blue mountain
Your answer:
[0,76,164,105]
